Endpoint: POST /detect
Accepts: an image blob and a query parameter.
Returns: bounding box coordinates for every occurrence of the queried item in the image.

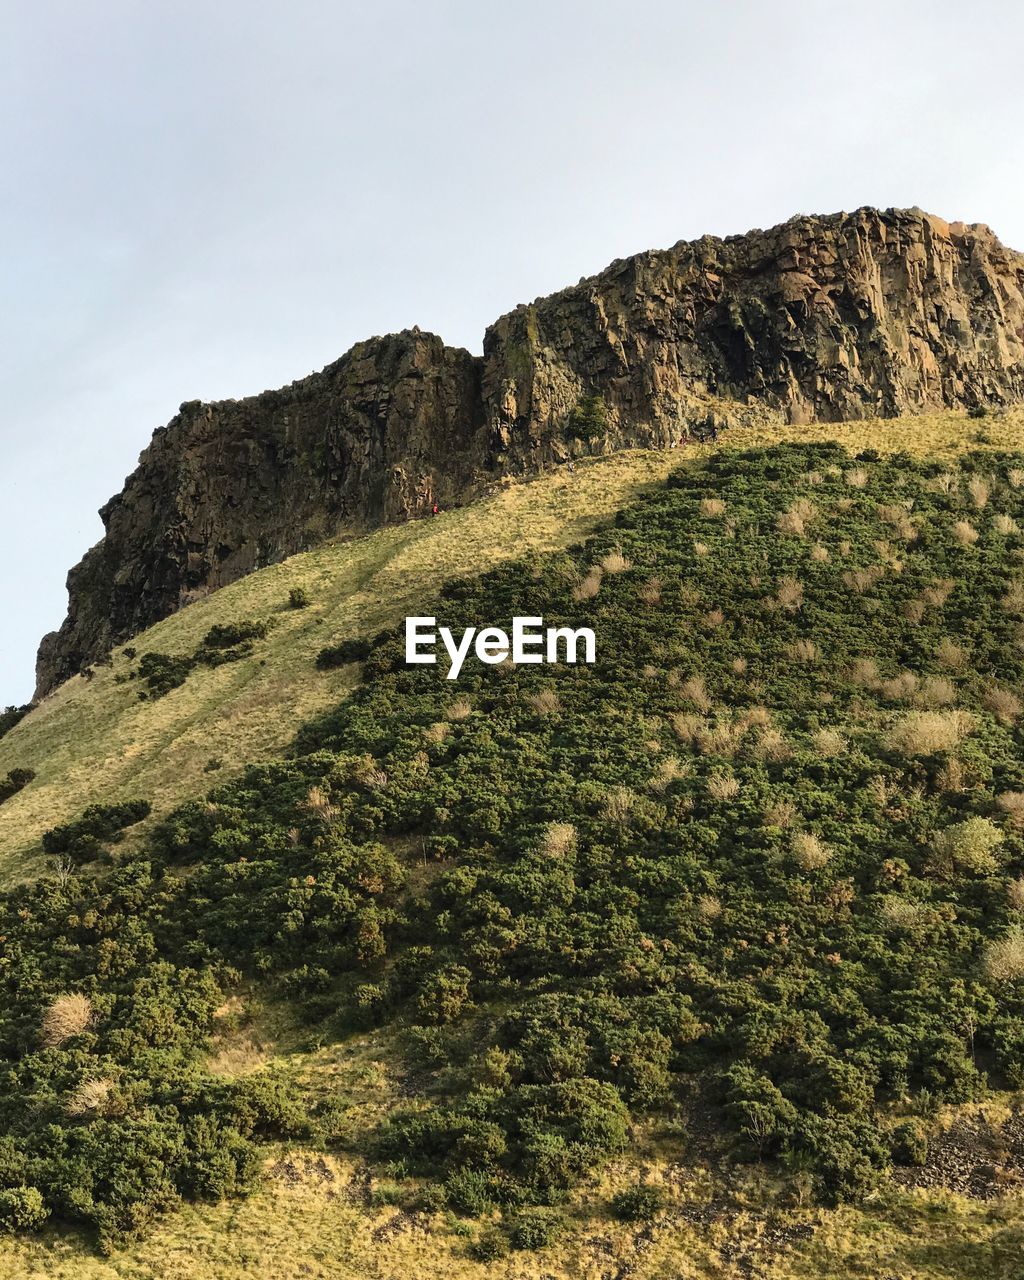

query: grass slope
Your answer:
[0,448,683,881]
[1,1160,1020,1280]
[2,407,1019,882]
[2,407,1024,1278]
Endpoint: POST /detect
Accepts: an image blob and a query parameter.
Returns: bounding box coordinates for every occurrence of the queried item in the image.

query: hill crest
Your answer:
[35,207,1024,696]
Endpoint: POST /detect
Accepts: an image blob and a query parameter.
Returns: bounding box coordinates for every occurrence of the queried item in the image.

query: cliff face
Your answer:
[36,332,485,694]
[484,207,1024,458]
[36,207,1024,696]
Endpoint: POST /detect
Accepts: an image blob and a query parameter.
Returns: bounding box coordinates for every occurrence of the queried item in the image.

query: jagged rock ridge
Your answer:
[36,206,1024,696]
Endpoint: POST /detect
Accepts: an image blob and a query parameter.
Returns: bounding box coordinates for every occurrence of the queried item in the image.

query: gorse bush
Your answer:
[610,1184,666,1221]
[6,444,1024,1246]
[41,800,150,865]
[137,651,195,696]
[199,621,269,650]
[137,620,270,695]
[889,1120,928,1166]
[317,637,374,669]
[317,640,366,668]
[0,768,35,805]
[0,705,31,742]
[194,620,269,667]
[508,1207,561,1249]
[0,1186,48,1233]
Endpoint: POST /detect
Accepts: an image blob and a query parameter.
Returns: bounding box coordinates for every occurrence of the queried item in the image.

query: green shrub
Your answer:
[316,638,373,668]
[368,1182,406,1207]
[470,1228,509,1260]
[508,1207,560,1249]
[0,1186,48,1232]
[288,587,311,609]
[416,1182,449,1212]
[200,620,269,650]
[610,1184,666,1222]
[723,1064,798,1158]
[138,651,196,695]
[566,394,608,442]
[0,704,30,741]
[217,1072,313,1139]
[890,1121,928,1166]
[178,1116,262,1201]
[42,800,151,863]
[415,965,473,1024]
[6,442,1024,1242]
[0,767,35,804]
[137,621,271,695]
[193,621,269,668]
[445,1168,495,1216]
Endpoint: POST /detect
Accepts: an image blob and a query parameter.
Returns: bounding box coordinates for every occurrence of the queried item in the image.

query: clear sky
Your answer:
[2,0,1022,705]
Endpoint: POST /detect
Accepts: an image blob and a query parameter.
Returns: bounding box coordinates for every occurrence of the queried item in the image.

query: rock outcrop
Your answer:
[36,332,484,695]
[36,207,1024,696]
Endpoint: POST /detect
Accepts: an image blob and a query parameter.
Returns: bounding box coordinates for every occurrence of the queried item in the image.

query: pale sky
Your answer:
[2,0,1022,704]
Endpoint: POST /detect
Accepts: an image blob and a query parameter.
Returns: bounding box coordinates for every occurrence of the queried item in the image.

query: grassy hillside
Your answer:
[0,448,685,881]
[3,407,1020,882]
[3,406,1024,1278]
[0,1147,1021,1280]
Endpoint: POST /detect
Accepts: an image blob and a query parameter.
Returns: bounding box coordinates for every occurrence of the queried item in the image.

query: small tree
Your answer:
[566,394,608,442]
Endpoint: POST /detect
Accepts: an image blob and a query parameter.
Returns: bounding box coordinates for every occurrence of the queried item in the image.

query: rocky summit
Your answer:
[35,206,1024,696]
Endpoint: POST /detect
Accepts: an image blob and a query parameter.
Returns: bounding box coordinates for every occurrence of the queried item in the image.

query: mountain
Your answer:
[7,209,1024,1278]
[35,207,1024,696]
[3,417,1024,1278]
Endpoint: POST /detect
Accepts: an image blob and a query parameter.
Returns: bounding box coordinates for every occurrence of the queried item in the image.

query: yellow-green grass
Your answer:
[0,1145,1020,1279]
[2,406,1022,882]
[725,403,1024,459]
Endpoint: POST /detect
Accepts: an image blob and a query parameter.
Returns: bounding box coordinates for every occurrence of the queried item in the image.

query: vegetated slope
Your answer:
[3,434,1024,1270]
[5,408,1021,882]
[36,206,1024,694]
[0,448,685,881]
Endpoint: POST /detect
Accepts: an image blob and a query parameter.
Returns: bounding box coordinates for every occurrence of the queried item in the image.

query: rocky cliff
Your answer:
[36,206,1024,696]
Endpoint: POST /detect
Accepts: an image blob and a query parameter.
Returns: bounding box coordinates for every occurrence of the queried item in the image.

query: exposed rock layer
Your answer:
[36,207,1024,695]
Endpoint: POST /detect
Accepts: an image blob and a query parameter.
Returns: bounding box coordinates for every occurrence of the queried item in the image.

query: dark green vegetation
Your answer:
[611,1183,668,1221]
[40,801,151,866]
[0,706,30,743]
[316,636,374,669]
[130,620,271,698]
[5,443,1024,1252]
[566,393,608,442]
[0,769,34,806]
